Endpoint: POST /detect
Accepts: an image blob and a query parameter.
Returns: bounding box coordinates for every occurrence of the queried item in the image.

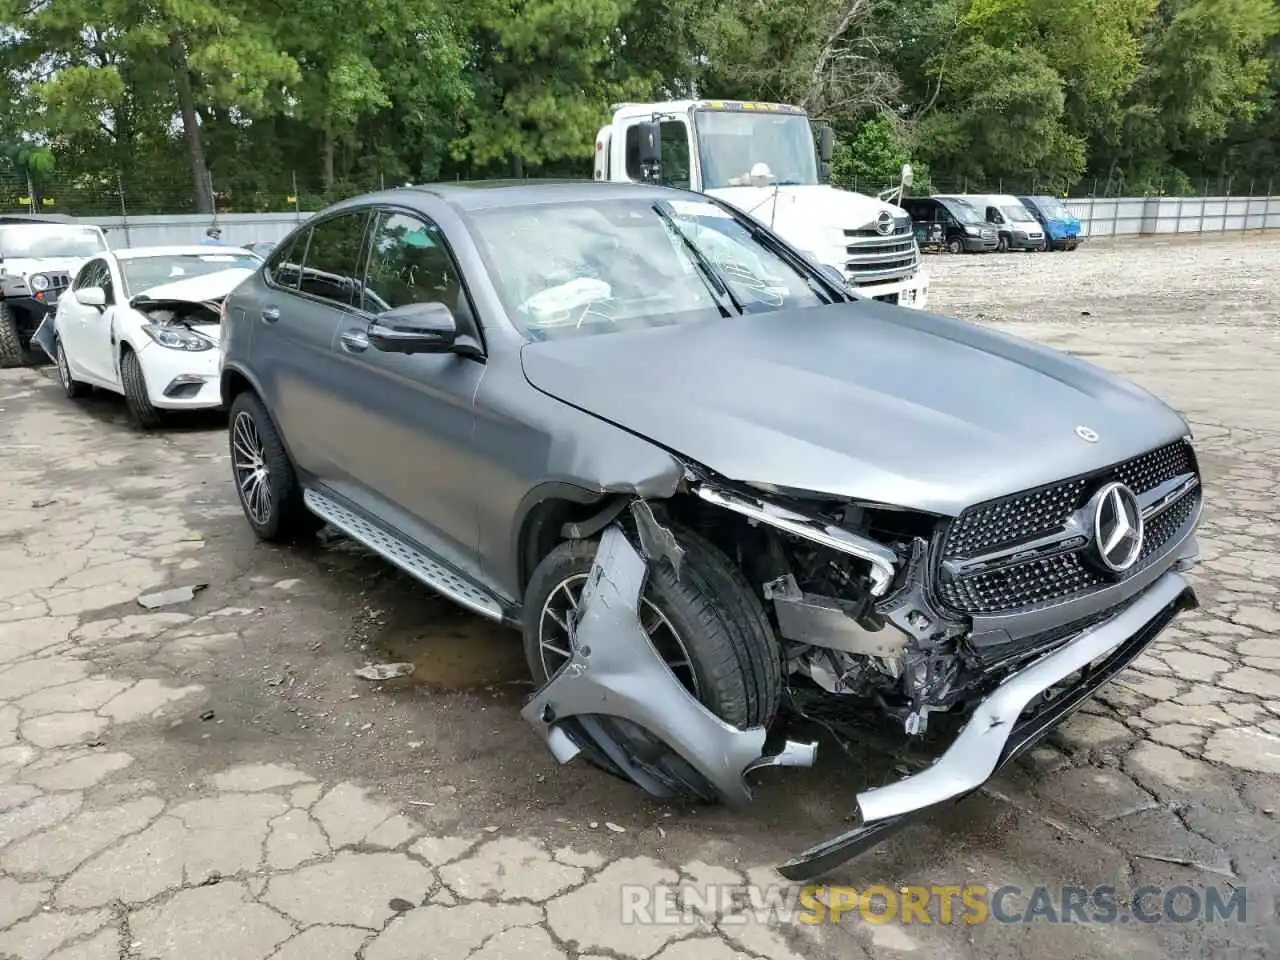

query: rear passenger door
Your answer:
[253,210,373,479]
[321,208,487,577]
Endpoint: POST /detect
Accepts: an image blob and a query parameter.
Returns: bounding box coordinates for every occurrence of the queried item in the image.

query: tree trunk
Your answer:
[323,129,336,191]
[168,32,213,214]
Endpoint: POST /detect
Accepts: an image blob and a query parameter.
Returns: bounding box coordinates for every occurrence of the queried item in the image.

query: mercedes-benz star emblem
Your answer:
[1075,425,1099,443]
[1091,482,1143,573]
[876,211,894,236]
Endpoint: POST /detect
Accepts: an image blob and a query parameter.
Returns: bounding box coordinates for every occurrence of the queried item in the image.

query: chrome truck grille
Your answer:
[842,220,919,289]
[936,439,1200,616]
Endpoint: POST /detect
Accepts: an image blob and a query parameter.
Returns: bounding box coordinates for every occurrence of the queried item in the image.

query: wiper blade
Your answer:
[652,202,744,317]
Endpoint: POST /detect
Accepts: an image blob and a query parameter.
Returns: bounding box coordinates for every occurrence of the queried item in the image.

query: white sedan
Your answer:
[33,245,261,427]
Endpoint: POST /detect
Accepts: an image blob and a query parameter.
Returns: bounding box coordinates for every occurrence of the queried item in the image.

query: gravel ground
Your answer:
[1,232,1278,960]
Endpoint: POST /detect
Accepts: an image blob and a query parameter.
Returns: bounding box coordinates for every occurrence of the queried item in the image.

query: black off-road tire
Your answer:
[228,391,322,542]
[0,302,31,369]
[55,338,90,398]
[120,348,164,428]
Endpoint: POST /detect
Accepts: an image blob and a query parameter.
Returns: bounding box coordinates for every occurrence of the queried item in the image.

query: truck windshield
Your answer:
[694,111,819,189]
[1000,205,1037,224]
[1037,197,1073,219]
[941,198,985,225]
[467,196,829,341]
[0,224,107,259]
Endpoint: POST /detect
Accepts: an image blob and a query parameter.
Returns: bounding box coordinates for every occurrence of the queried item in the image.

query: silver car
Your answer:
[219,181,1202,880]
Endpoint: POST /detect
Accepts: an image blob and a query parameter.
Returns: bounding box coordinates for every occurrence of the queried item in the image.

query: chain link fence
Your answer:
[5,166,1280,221]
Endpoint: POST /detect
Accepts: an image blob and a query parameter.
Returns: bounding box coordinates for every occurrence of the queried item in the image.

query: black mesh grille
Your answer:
[938,440,1199,616]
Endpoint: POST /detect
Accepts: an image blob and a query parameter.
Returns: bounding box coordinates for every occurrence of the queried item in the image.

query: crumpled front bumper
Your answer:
[776,570,1197,881]
[522,520,1197,883]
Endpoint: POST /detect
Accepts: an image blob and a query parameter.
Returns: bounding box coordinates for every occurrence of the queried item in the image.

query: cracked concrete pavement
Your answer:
[2,233,1279,959]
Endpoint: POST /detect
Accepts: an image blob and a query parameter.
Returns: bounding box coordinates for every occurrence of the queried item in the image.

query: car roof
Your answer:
[112,245,254,260]
[0,213,80,225]
[333,179,692,214]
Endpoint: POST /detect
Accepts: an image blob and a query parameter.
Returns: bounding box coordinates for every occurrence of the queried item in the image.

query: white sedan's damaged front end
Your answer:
[522,436,1203,882]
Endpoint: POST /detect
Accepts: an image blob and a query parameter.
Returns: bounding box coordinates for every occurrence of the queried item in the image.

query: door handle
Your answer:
[339,329,370,353]
[261,306,280,323]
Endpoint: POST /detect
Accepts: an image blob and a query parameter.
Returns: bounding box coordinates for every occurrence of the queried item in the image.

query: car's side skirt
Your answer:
[302,487,507,623]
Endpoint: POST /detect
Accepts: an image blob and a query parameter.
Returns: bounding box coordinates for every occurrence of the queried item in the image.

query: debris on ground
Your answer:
[354,662,415,681]
[137,583,208,609]
[31,496,57,508]
[605,822,626,834]
[199,710,216,722]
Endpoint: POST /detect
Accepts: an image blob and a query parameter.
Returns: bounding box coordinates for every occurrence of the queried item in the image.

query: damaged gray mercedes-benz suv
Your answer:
[219,181,1202,880]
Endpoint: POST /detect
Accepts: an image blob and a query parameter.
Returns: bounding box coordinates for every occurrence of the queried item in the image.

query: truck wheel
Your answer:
[55,338,90,398]
[120,349,164,428]
[228,391,323,542]
[947,237,964,255]
[997,235,1009,252]
[0,303,29,369]
[523,528,782,799]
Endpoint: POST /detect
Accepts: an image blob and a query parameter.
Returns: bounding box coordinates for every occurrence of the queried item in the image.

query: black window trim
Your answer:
[262,208,376,313]
[362,203,489,357]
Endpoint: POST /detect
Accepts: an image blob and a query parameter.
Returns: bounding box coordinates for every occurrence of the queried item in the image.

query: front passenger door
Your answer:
[81,257,124,386]
[324,209,487,577]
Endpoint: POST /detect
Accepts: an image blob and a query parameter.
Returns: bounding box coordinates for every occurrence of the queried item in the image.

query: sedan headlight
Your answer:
[29,273,50,292]
[141,324,214,352]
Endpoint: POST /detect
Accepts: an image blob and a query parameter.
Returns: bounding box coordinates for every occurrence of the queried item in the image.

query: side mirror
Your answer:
[75,286,106,308]
[819,126,835,164]
[634,121,662,182]
[900,163,914,187]
[368,302,458,355]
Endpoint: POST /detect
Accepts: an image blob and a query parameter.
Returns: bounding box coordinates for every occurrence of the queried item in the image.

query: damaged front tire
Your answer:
[523,528,783,797]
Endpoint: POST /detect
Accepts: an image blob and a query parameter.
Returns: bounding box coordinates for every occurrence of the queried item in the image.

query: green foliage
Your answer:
[829,115,933,193]
[0,0,1276,208]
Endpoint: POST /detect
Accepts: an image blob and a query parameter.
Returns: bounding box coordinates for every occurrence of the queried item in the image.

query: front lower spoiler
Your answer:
[522,524,818,804]
[776,571,1198,881]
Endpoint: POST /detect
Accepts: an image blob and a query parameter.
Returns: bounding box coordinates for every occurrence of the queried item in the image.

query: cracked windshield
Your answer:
[468,197,827,340]
[694,111,819,188]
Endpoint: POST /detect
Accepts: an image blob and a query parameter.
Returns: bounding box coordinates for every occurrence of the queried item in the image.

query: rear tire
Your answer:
[55,339,90,398]
[228,391,322,542]
[120,349,164,428]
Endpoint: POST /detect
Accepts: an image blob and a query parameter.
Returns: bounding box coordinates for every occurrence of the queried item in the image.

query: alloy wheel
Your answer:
[538,573,701,696]
[232,410,273,526]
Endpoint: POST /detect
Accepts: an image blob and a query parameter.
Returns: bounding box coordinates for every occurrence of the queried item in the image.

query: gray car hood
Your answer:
[519,302,1190,516]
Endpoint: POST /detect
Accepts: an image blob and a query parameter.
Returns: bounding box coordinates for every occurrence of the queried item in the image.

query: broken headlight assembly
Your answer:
[141,324,215,352]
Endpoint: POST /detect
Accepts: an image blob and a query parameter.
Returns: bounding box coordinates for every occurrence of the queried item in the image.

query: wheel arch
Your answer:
[513,484,631,594]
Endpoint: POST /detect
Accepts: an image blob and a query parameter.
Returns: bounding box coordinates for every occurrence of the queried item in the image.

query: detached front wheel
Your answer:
[523,527,782,800]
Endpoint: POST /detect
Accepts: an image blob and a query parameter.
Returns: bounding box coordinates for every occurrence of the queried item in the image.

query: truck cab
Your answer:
[898,197,998,254]
[594,100,929,309]
[1017,195,1084,251]
[0,214,111,367]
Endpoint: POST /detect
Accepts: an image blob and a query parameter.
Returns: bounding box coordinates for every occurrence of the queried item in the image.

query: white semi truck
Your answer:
[593,99,929,309]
